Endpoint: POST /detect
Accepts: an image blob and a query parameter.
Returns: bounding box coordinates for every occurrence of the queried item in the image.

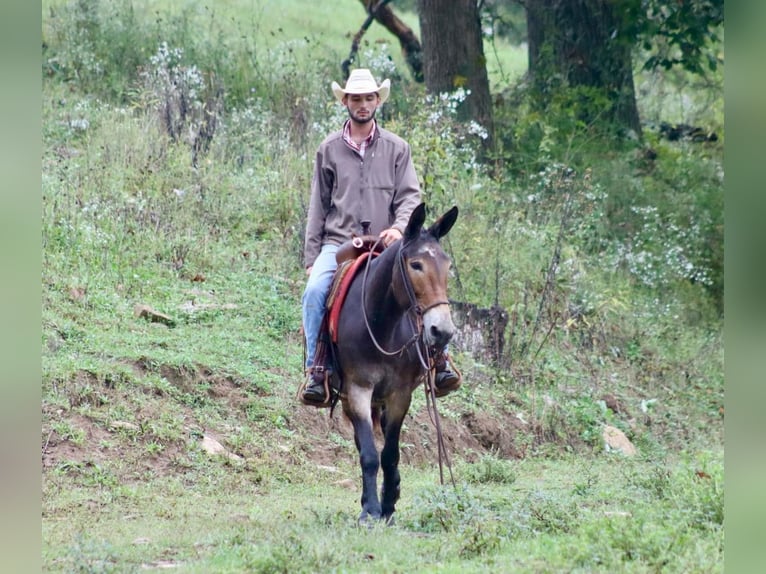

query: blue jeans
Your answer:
[302,244,339,369]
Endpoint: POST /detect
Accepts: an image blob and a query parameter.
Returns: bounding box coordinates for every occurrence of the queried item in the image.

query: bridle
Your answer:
[360,236,449,367]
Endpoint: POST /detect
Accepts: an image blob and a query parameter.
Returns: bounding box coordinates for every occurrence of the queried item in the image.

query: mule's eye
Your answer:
[410,260,423,272]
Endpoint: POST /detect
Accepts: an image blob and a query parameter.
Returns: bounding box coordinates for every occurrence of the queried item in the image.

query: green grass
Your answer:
[43,452,722,572]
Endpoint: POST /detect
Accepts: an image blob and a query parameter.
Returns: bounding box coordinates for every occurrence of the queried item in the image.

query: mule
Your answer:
[333,203,458,525]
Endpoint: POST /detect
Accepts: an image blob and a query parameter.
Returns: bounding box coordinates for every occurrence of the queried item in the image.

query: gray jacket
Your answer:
[304,123,422,267]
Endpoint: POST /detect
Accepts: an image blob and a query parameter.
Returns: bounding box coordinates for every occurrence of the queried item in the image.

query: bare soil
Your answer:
[42,361,526,482]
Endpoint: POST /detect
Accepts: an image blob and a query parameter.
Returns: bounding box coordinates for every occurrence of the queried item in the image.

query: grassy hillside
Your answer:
[42,0,723,571]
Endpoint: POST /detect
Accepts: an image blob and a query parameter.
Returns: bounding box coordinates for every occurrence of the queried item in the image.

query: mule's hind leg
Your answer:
[380,393,413,523]
[343,385,381,525]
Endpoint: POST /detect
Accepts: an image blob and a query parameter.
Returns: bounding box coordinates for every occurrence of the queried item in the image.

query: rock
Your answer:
[201,435,242,462]
[110,421,140,432]
[603,425,637,456]
[134,304,176,327]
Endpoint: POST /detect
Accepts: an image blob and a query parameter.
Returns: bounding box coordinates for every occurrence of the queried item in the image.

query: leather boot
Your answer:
[433,353,461,397]
[302,367,328,403]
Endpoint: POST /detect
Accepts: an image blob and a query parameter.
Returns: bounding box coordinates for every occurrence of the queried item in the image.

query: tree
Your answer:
[416,0,494,143]
[346,1,424,82]
[361,0,721,142]
[522,0,722,136]
[526,0,642,135]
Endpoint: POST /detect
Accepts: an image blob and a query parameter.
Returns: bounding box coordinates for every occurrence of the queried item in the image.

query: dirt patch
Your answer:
[42,411,113,469]
[42,362,526,483]
[287,398,525,468]
[460,411,524,458]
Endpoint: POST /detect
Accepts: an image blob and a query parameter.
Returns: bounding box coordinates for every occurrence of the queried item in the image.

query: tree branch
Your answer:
[342,0,393,79]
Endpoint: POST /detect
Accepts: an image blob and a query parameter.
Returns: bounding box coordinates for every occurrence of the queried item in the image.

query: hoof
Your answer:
[358,511,382,528]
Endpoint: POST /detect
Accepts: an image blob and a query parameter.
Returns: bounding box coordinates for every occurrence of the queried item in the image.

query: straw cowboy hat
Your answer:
[331,68,391,105]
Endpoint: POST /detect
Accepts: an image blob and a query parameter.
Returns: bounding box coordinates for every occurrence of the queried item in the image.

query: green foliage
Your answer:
[43,0,149,100]
[458,453,518,485]
[623,0,724,75]
[512,490,581,535]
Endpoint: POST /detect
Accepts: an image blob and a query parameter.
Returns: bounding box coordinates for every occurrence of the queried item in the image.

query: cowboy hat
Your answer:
[331,68,390,105]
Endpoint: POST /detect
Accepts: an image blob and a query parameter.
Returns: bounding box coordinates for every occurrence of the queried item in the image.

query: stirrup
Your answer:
[298,366,333,407]
[428,354,462,398]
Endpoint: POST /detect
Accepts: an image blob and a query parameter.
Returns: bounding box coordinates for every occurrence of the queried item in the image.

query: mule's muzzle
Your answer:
[423,304,455,349]
[428,324,453,349]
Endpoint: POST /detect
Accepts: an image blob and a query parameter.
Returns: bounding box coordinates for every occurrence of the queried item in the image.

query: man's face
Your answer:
[344,92,380,124]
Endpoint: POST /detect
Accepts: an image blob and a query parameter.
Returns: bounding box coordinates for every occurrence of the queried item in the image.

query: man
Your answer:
[301,68,460,404]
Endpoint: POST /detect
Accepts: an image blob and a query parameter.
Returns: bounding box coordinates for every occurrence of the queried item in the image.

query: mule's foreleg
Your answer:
[344,386,381,525]
[380,394,412,522]
[379,424,401,522]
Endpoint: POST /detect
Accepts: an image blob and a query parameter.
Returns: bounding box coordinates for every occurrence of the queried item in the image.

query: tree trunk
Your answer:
[450,301,509,366]
[417,0,494,144]
[358,0,423,82]
[526,0,642,136]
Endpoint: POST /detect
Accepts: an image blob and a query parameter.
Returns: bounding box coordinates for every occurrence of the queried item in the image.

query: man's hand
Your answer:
[306,266,312,276]
[379,227,403,247]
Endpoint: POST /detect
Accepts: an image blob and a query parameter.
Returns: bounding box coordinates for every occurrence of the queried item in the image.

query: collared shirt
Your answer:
[342,120,376,158]
[304,124,422,268]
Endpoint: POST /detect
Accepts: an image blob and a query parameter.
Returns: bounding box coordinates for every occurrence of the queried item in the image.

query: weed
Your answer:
[51,420,86,446]
[144,411,185,442]
[631,462,673,499]
[572,463,599,496]
[403,484,505,559]
[144,441,165,456]
[512,490,580,535]
[458,453,517,485]
[669,453,724,531]
[60,534,126,574]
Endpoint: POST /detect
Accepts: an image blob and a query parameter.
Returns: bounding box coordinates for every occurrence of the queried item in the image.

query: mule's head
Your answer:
[396,204,459,350]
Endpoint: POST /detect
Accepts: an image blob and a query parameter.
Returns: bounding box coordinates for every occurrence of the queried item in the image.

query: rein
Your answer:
[360,238,425,361]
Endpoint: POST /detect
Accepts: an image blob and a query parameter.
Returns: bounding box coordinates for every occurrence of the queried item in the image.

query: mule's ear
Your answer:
[427,205,458,240]
[403,203,427,241]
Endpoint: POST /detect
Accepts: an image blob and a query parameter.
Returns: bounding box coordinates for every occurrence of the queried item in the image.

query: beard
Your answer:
[348,107,376,124]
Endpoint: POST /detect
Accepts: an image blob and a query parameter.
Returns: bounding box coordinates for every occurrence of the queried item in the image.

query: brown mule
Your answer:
[327,203,460,525]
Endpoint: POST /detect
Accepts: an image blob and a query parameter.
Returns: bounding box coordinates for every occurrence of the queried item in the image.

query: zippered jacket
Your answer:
[304,124,422,268]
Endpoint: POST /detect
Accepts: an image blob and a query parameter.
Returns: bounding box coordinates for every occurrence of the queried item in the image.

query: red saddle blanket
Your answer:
[327,251,376,343]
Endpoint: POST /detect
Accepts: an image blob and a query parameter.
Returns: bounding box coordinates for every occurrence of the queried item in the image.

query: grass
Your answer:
[43,451,723,572]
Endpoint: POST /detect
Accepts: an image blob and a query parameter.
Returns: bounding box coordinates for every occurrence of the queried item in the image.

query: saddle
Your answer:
[327,235,385,343]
